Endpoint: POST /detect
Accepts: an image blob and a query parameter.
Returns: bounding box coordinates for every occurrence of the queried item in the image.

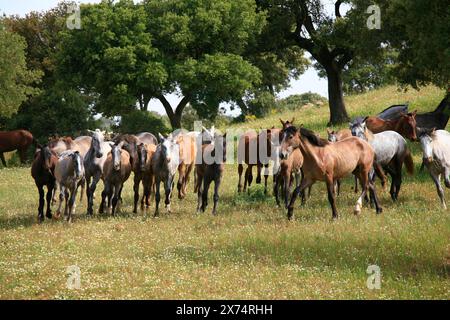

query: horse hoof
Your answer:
[354,209,361,216]
[376,208,383,214]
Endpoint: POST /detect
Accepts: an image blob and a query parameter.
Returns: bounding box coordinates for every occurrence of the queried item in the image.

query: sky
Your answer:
[0,0,329,116]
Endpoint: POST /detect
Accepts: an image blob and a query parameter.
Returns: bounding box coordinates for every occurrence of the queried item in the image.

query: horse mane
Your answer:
[299,127,328,147]
[435,94,449,113]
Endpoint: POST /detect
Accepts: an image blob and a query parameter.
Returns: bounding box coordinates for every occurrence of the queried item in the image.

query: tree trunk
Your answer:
[157,95,190,130]
[325,63,350,126]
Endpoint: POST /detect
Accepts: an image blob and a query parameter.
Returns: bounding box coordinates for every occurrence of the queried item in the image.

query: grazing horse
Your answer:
[152,134,180,217]
[364,112,418,141]
[31,145,58,222]
[195,133,226,215]
[416,95,450,130]
[100,143,132,216]
[175,133,197,199]
[0,130,36,166]
[377,104,409,121]
[54,151,85,222]
[350,122,414,201]
[419,128,450,209]
[273,148,304,208]
[280,126,382,220]
[84,130,111,215]
[133,142,157,213]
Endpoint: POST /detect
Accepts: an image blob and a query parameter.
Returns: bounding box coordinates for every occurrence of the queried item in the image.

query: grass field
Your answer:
[0,85,449,299]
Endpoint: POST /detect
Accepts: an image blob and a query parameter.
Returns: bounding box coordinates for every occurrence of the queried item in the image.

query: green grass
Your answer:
[0,85,449,299]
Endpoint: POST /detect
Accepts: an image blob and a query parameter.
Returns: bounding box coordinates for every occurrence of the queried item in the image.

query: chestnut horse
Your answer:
[280,126,382,220]
[0,130,36,166]
[176,133,197,199]
[31,145,58,222]
[364,112,418,141]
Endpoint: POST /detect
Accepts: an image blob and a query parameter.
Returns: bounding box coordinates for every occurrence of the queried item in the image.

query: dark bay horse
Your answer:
[416,94,450,130]
[0,130,36,166]
[280,126,382,220]
[31,145,58,222]
[195,133,226,215]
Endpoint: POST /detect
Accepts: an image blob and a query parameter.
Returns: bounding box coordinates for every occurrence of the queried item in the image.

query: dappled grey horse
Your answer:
[419,129,450,209]
[84,129,112,215]
[152,134,180,217]
[54,151,85,222]
[350,120,414,201]
[136,132,158,145]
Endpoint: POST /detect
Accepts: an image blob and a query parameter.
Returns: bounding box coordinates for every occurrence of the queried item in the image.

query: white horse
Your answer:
[54,150,85,222]
[420,129,450,209]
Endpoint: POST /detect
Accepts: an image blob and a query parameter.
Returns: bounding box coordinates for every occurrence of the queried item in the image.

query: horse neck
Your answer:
[298,137,324,171]
[364,128,374,142]
[435,95,449,113]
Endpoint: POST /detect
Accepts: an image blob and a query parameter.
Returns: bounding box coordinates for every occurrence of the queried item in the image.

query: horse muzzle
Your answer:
[96,152,103,158]
[113,164,121,171]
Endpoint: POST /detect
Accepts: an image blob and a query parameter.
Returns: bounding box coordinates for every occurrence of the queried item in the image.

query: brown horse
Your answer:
[31,145,58,222]
[0,130,36,166]
[280,126,382,220]
[176,133,197,199]
[365,112,418,141]
[237,126,285,194]
[195,133,226,215]
[274,148,304,208]
[133,142,157,213]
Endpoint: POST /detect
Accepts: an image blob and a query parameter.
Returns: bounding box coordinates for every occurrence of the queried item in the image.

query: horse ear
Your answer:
[363,116,369,123]
[326,128,332,134]
[291,117,295,124]
[158,133,165,141]
[280,118,285,126]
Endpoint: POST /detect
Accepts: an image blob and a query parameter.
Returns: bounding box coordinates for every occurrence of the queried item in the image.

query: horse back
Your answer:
[0,130,34,152]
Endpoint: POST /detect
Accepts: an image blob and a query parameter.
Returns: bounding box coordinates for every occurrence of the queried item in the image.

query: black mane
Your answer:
[300,127,328,147]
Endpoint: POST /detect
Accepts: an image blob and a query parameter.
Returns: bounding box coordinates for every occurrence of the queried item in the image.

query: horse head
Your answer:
[70,151,84,179]
[137,143,148,172]
[399,111,418,141]
[419,127,436,164]
[111,142,124,171]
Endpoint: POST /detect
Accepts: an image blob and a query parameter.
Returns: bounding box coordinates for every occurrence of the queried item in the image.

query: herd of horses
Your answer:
[0,94,449,222]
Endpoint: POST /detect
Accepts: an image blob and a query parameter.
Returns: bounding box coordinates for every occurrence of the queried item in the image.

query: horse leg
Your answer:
[133,174,141,214]
[111,184,122,216]
[177,164,185,199]
[164,176,173,213]
[63,188,70,219]
[201,175,212,213]
[274,173,281,207]
[196,173,204,213]
[37,185,45,223]
[374,162,388,191]
[212,174,221,215]
[55,184,64,218]
[444,167,450,189]
[355,170,369,216]
[183,164,193,197]
[368,179,383,214]
[237,164,244,192]
[263,164,269,195]
[325,176,339,219]
[154,178,161,217]
[431,173,446,209]
[67,186,78,223]
[287,177,314,220]
[335,179,341,196]
[99,183,109,214]
[354,176,358,194]
[45,183,54,219]
[283,172,290,209]
[0,152,6,167]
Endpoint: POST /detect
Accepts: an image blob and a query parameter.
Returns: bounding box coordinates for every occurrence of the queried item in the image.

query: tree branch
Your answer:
[157,95,175,118]
[335,0,343,18]
[175,94,192,117]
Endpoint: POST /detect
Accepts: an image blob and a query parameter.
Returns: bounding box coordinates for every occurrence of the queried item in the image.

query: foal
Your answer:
[176,133,197,199]
[54,151,85,222]
[280,126,382,220]
[195,134,226,215]
[31,145,58,222]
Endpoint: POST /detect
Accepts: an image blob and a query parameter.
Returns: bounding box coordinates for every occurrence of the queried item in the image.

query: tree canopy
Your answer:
[0,24,41,118]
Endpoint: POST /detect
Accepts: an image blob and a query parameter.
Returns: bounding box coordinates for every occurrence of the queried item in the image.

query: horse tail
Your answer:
[404,149,414,175]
